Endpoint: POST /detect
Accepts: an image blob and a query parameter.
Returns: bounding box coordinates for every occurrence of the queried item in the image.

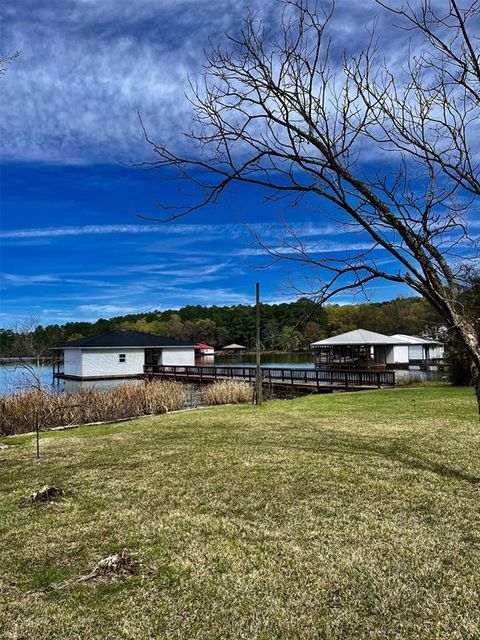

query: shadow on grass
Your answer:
[359,441,479,485]
[288,433,480,486]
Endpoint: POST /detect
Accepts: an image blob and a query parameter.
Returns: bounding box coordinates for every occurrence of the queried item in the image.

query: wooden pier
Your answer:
[143,365,395,391]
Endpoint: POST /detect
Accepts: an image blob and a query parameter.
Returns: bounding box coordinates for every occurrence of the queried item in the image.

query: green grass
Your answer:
[0,385,479,639]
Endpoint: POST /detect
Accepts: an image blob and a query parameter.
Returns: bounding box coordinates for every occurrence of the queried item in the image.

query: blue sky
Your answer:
[0,0,421,326]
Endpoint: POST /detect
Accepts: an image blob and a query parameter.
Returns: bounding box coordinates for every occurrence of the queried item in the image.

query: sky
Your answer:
[0,0,441,326]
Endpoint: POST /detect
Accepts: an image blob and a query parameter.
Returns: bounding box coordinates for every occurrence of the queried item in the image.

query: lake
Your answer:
[0,363,55,394]
[0,353,315,395]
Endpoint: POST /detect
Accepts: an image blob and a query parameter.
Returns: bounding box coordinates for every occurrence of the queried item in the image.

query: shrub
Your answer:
[200,380,252,406]
[0,381,186,436]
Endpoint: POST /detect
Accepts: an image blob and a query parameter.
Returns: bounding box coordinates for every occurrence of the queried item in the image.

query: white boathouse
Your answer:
[54,329,195,380]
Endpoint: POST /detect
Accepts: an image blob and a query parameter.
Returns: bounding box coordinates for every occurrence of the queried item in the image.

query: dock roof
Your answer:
[311,329,406,347]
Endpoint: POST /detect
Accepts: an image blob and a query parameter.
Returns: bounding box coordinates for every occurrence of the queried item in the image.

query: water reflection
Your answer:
[0,363,54,394]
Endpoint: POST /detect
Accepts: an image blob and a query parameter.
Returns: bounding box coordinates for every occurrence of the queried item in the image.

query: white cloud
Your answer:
[0,0,280,164]
[1,0,410,165]
[78,304,137,315]
[0,221,341,240]
[2,273,60,284]
[238,241,375,256]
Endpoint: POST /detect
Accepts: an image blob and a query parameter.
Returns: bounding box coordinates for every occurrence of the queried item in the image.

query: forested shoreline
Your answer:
[0,296,441,357]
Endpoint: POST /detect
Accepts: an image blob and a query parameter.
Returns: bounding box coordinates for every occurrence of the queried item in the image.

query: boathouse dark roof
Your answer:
[54,329,193,349]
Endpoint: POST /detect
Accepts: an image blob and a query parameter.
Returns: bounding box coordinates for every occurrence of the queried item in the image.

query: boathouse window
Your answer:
[119,354,126,363]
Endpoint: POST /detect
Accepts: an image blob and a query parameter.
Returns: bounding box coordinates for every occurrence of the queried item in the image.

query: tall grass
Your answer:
[200,380,252,406]
[0,381,186,436]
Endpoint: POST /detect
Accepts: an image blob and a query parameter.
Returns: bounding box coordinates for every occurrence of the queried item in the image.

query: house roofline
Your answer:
[52,344,195,350]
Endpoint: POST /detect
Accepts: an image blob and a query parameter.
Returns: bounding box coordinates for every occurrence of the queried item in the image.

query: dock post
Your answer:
[255,282,263,405]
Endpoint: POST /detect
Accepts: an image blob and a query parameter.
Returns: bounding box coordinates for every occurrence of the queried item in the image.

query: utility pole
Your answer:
[255,282,262,405]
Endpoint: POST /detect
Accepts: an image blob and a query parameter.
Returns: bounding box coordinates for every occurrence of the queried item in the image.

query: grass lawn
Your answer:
[1,385,479,639]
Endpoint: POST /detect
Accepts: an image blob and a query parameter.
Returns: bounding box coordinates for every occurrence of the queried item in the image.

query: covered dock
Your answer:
[311,329,409,369]
[221,343,247,355]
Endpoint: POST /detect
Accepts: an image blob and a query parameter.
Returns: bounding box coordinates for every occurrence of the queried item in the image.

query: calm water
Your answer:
[0,353,314,395]
[0,363,55,394]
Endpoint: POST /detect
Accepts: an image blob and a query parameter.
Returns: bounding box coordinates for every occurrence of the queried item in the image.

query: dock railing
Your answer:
[143,365,395,389]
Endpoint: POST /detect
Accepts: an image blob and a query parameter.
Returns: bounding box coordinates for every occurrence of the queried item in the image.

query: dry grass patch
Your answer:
[0,381,186,435]
[200,379,252,405]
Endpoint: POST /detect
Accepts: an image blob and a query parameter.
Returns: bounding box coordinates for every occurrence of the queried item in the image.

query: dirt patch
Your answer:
[20,485,62,507]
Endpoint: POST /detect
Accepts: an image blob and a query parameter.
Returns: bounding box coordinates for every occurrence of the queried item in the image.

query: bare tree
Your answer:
[12,318,53,391]
[139,0,480,411]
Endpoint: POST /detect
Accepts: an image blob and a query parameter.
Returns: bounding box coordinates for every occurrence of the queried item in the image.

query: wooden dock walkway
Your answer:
[143,365,395,391]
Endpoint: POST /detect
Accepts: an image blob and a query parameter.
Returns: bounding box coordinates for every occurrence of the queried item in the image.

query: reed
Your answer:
[200,380,252,406]
[0,381,186,436]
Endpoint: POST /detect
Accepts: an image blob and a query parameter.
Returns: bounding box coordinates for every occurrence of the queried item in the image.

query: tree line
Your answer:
[1,296,441,357]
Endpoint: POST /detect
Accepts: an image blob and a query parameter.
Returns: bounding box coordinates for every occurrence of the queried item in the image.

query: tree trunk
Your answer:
[449,316,480,416]
[471,364,480,418]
